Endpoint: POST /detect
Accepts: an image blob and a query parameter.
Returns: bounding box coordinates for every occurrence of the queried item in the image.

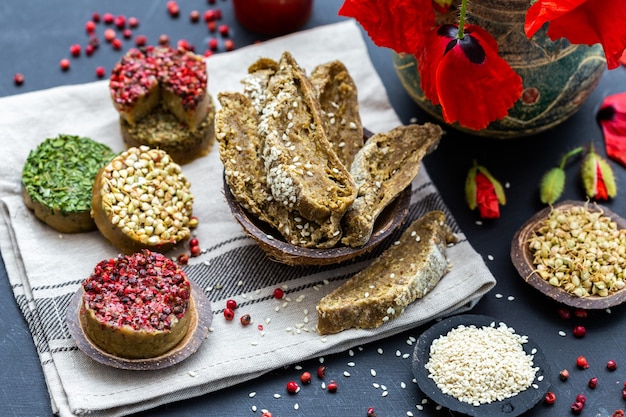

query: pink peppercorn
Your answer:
[573,325,586,338]
[60,58,71,71]
[614,411,625,417]
[128,17,139,28]
[226,299,237,310]
[208,38,218,51]
[103,13,114,25]
[104,28,116,42]
[204,10,217,22]
[559,369,570,381]
[114,15,126,29]
[608,359,618,371]
[207,21,217,33]
[240,314,251,326]
[203,50,214,58]
[576,356,589,369]
[13,73,24,85]
[135,35,147,47]
[573,309,588,318]
[158,34,170,46]
[367,407,377,417]
[588,377,598,389]
[223,307,235,320]
[177,253,189,265]
[85,44,95,56]
[571,400,584,414]
[224,39,235,51]
[286,381,299,394]
[300,371,311,384]
[575,394,586,404]
[327,380,338,392]
[85,20,96,33]
[190,245,201,257]
[70,44,81,57]
[190,10,200,23]
[273,288,284,299]
[92,12,101,23]
[544,391,556,405]
[317,365,326,378]
[122,29,132,39]
[95,66,106,78]
[557,307,571,320]
[111,38,123,50]
[218,24,229,36]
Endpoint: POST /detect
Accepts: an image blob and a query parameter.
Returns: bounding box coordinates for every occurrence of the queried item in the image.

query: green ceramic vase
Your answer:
[392,0,606,138]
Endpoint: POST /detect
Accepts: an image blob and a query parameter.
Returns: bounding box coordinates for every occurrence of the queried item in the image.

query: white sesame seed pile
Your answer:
[425,322,538,406]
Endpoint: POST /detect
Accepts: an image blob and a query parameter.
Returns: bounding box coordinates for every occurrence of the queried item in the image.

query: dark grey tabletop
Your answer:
[2,1,626,416]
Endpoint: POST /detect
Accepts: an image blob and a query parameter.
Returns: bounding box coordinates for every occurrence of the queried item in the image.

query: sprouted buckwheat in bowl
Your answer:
[412,314,550,417]
[511,200,626,309]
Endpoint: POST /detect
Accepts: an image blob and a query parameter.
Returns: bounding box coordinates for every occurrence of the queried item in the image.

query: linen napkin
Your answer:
[0,20,496,417]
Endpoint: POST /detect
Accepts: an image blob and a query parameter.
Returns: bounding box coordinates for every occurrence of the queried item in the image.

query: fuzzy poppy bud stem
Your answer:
[465,160,506,219]
[581,142,617,201]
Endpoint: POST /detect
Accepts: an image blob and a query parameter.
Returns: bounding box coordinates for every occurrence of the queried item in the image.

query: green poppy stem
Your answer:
[457,0,468,39]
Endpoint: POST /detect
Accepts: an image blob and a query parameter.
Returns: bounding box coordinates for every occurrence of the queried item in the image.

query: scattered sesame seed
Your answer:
[495,293,503,298]
[487,255,494,261]
[382,391,388,397]
[402,353,410,359]
[507,296,515,301]
[274,393,281,399]
[348,349,355,356]
[343,371,351,377]
[370,369,377,377]
[401,382,407,389]
[377,348,384,354]
[558,330,567,337]
[407,412,414,416]
[475,220,483,226]
[396,350,402,357]
[373,383,380,388]
[347,362,355,367]
[188,371,196,377]
[249,392,257,398]
[416,404,424,411]
[294,403,299,410]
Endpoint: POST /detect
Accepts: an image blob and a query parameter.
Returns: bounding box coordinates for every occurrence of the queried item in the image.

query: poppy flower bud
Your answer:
[581,144,617,201]
[465,161,506,219]
[539,147,583,205]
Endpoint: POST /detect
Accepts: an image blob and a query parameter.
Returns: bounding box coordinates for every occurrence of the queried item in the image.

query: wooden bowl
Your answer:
[511,200,626,309]
[223,180,411,266]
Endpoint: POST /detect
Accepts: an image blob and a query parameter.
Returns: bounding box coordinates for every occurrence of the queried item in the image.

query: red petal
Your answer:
[339,0,436,54]
[599,93,626,167]
[435,25,523,130]
[475,172,500,219]
[594,162,609,200]
[525,0,626,69]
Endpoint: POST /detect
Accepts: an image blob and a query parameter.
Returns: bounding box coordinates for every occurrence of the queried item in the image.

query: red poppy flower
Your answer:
[416,24,523,131]
[338,0,436,54]
[597,92,626,167]
[525,0,626,70]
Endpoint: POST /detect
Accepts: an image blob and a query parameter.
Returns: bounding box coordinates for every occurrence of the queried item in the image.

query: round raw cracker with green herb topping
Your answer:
[21,134,117,233]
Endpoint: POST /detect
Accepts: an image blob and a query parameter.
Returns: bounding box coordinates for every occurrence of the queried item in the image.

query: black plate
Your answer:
[412,314,550,416]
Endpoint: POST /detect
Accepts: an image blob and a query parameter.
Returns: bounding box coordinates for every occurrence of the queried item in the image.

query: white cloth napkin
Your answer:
[0,20,496,417]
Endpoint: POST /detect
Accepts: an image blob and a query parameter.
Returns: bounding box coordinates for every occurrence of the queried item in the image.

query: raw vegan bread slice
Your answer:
[342,123,443,247]
[316,211,457,335]
[259,51,357,225]
[309,60,363,168]
[216,91,343,248]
